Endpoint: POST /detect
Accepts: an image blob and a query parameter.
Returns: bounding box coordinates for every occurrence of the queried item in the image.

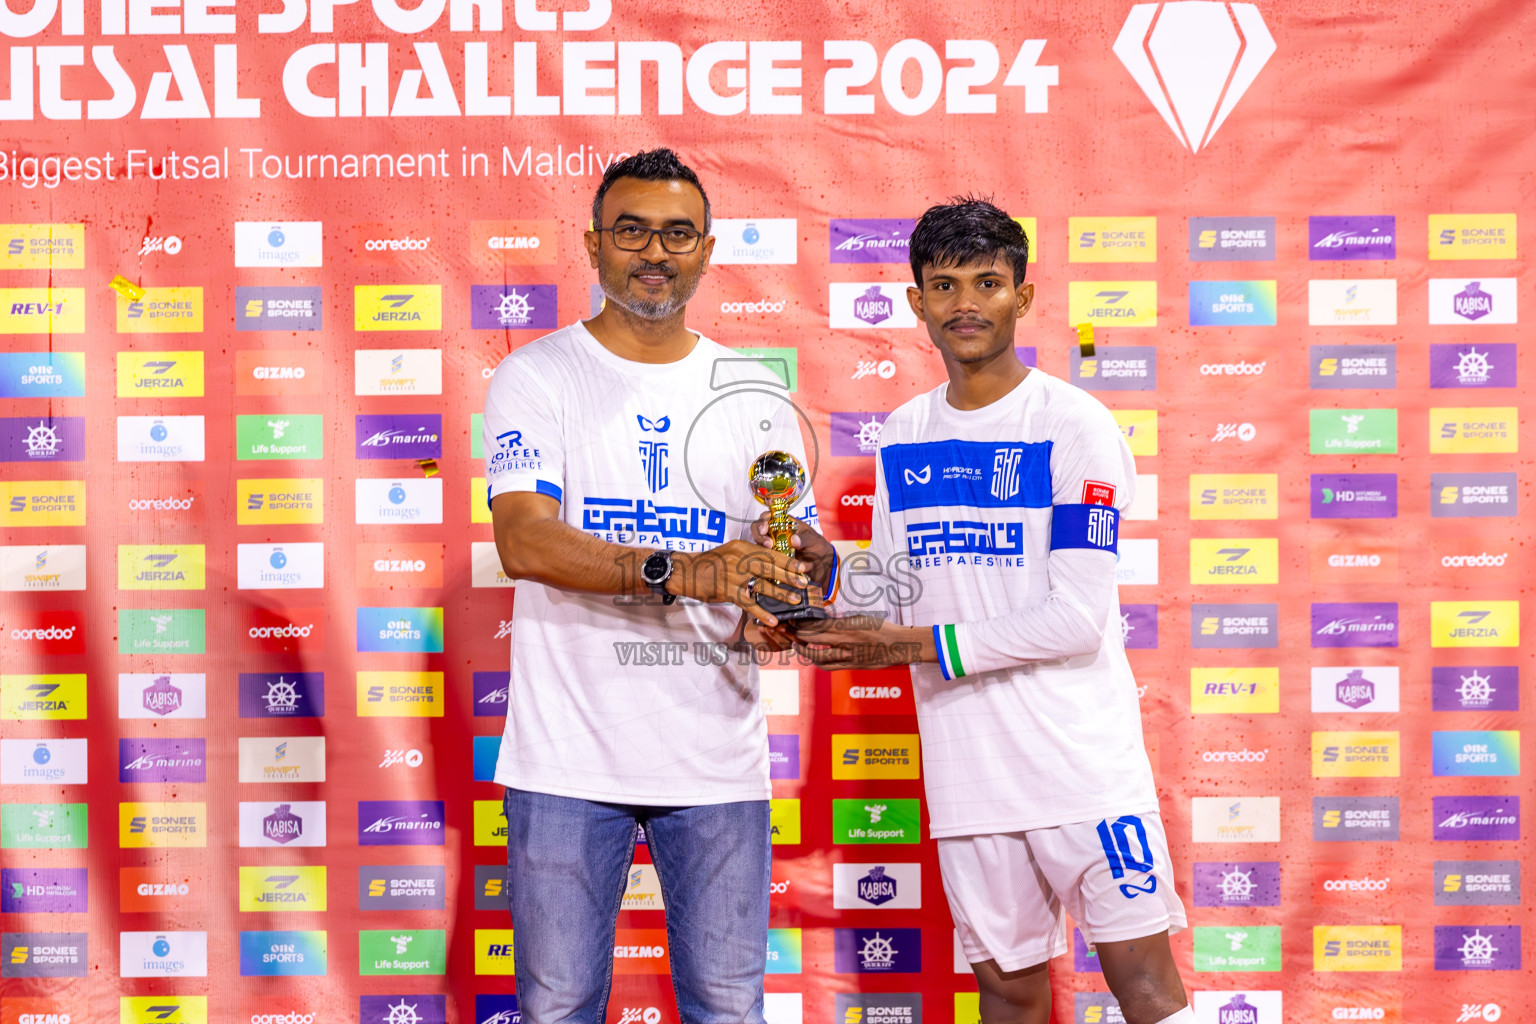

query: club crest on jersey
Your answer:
[990,447,1023,501]
[638,440,669,493]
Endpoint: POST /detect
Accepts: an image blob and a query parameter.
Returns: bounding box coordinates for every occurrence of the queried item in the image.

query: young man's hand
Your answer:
[791,614,936,669]
[669,540,812,628]
[751,513,837,591]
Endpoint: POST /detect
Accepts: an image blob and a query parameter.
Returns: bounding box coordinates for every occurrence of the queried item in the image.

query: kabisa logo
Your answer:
[1429,278,1517,325]
[263,804,304,844]
[854,285,892,325]
[1112,2,1275,153]
[1454,282,1492,320]
[830,283,916,329]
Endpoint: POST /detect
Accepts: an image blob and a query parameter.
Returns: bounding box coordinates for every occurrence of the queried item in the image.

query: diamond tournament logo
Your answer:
[1113,2,1276,153]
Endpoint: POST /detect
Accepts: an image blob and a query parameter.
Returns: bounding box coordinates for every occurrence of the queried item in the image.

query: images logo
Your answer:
[1312,796,1400,840]
[1112,2,1274,153]
[117,415,206,462]
[833,734,920,779]
[354,286,443,331]
[1428,214,1517,260]
[711,218,798,265]
[119,931,208,978]
[1189,216,1275,260]
[1068,282,1156,326]
[1069,217,1156,262]
[0,737,87,784]
[236,543,325,590]
[356,478,444,524]
[1430,601,1519,648]
[235,221,322,267]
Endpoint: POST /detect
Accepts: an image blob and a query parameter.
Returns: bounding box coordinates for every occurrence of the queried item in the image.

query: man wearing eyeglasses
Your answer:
[481,148,830,1024]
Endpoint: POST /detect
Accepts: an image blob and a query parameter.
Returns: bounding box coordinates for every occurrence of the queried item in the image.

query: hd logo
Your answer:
[833,734,921,780]
[116,352,206,397]
[1,674,86,719]
[1068,282,1157,327]
[116,287,204,333]
[354,285,443,331]
[1431,602,1519,648]
[1189,540,1278,584]
[119,545,207,591]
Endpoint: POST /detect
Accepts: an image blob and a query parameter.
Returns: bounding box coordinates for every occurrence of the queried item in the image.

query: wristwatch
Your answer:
[640,550,677,605]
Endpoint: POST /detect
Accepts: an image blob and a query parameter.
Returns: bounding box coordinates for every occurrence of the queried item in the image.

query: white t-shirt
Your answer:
[861,368,1157,838]
[482,321,817,805]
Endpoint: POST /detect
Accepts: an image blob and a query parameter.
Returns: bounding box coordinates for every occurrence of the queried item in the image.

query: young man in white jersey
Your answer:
[481,149,827,1024]
[794,199,1191,1024]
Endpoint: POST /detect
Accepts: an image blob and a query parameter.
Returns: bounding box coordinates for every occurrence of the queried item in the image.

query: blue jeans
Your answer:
[503,788,771,1024]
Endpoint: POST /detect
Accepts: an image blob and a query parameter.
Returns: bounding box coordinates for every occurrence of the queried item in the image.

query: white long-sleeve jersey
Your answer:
[858,368,1158,838]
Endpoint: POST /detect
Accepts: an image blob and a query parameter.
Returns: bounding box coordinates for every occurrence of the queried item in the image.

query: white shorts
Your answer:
[938,810,1188,972]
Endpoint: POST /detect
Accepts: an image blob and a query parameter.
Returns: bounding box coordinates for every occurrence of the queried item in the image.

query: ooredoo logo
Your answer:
[241,606,325,655]
[719,299,787,314]
[1200,360,1266,376]
[1113,2,1276,153]
[354,222,435,261]
[1441,552,1508,568]
[5,609,84,654]
[125,483,204,522]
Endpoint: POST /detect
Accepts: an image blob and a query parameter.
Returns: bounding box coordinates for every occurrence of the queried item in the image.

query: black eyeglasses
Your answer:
[600,224,704,254]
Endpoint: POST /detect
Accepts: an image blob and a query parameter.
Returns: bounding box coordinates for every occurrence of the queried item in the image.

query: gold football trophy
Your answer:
[749,450,829,623]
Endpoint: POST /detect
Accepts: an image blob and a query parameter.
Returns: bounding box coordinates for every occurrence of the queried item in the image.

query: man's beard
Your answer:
[598,258,704,320]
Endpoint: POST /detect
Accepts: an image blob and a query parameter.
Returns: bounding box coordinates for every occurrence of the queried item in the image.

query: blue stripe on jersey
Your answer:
[536,479,563,502]
[1049,503,1119,553]
[882,440,1053,513]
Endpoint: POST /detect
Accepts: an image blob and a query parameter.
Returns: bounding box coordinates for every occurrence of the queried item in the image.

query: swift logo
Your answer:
[1113,2,1276,153]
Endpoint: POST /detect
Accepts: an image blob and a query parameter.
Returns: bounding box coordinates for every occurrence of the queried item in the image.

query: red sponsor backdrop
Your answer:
[0,1,1529,1022]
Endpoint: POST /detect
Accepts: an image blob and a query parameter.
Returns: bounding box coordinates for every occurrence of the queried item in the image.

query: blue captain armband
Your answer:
[1049,503,1119,553]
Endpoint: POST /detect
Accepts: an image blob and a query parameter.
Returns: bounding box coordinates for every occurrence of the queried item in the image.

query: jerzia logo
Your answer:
[1113,2,1275,153]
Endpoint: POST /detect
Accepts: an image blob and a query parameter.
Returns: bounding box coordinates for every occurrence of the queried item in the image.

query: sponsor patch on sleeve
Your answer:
[1082,480,1117,506]
[1050,503,1119,553]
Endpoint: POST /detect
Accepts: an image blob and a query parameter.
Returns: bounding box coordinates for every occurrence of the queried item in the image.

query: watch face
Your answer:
[642,552,669,584]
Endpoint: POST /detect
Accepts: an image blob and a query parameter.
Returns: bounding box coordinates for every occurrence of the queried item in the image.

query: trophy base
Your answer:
[756,591,830,625]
